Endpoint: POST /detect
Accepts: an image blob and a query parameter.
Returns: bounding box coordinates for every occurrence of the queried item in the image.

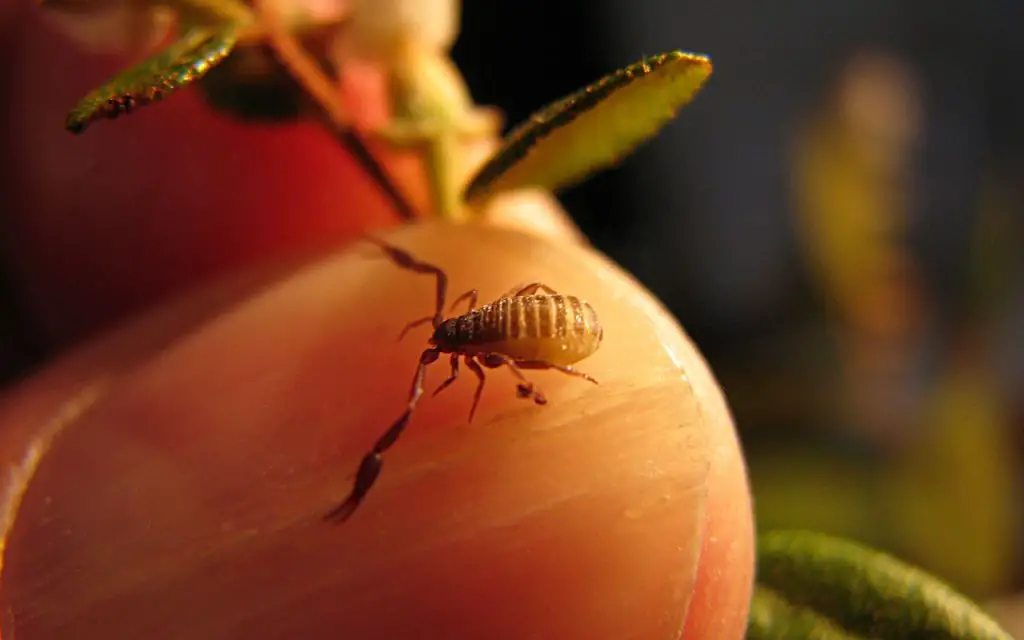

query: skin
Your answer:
[1,5,754,638]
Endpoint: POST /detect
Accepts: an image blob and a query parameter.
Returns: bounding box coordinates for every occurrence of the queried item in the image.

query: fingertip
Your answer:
[2,222,749,638]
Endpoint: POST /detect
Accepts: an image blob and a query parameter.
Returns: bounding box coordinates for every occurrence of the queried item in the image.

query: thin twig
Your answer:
[252,1,418,221]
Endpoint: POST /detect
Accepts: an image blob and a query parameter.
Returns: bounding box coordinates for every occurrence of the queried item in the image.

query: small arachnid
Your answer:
[324,237,603,523]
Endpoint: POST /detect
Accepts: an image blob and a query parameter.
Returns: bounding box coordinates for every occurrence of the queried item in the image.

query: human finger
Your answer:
[0,220,752,639]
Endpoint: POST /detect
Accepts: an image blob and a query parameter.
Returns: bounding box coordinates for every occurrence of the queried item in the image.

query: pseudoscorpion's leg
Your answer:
[448,289,479,313]
[365,237,449,326]
[495,282,560,299]
[432,353,460,397]
[324,348,441,523]
[511,283,559,297]
[515,361,599,385]
[480,353,547,405]
[400,291,477,340]
[465,356,487,421]
[398,316,434,341]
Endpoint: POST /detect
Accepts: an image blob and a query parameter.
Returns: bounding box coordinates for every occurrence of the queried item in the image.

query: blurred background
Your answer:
[3,0,1024,630]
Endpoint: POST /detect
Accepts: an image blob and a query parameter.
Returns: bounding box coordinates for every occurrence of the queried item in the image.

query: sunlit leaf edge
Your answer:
[463,49,712,205]
[66,25,240,134]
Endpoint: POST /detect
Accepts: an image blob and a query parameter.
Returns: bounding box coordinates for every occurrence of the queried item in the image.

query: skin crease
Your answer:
[0,4,754,638]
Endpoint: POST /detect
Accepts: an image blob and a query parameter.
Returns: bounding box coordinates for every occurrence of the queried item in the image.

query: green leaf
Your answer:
[750,586,861,639]
[463,50,712,205]
[752,530,1013,640]
[66,26,240,134]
